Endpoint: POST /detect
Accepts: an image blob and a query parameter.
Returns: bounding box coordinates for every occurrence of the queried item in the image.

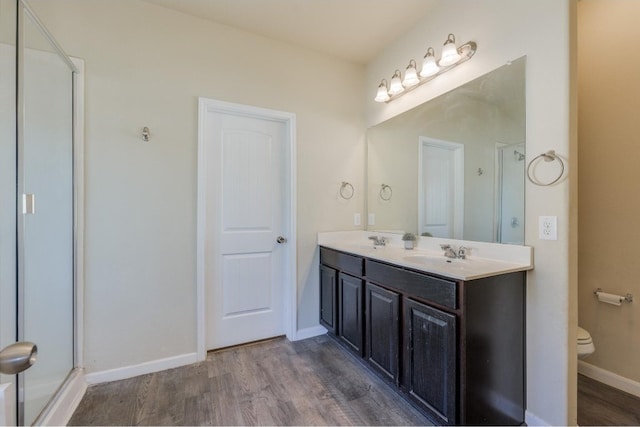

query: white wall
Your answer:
[365,0,577,425]
[29,0,366,373]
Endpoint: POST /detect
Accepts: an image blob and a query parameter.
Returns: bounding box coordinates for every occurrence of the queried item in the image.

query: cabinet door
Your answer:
[338,273,364,355]
[366,282,400,384]
[319,265,337,334]
[404,298,457,425]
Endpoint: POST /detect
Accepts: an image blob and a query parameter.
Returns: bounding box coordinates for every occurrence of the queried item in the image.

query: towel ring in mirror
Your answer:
[526,150,565,186]
[380,184,393,201]
[340,181,354,199]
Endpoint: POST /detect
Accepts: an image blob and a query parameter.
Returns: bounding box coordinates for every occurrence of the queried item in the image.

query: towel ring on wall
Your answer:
[339,181,354,199]
[380,184,393,201]
[526,150,565,186]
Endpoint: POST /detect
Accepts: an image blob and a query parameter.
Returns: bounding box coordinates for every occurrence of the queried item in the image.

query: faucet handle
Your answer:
[440,244,452,250]
[458,246,469,259]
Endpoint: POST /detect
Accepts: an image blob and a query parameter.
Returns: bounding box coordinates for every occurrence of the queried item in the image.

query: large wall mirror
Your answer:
[367,56,526,244]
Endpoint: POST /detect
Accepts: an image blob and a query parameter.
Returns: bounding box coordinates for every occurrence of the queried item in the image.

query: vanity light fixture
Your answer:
[388,70,405,95]
[420,47,439,78]
[438,33,462,66]
[374,79,390,102]
[374,33,477,103]
[402,59,420,87]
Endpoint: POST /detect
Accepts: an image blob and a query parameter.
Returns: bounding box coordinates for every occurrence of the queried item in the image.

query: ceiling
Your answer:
[142,0,439,64]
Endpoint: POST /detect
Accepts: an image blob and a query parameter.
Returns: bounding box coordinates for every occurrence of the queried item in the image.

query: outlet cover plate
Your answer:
[539,216,557,240]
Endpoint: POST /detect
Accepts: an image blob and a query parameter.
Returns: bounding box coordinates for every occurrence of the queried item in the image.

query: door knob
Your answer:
[0,342,37,375]
[276,236,287,244]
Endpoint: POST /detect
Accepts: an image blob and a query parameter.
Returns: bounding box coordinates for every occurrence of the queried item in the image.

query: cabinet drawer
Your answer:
[320,247,364,277]
[365,260,457,309]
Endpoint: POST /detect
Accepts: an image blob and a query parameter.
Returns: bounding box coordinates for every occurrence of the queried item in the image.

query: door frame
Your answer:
[196,98,297,361]
[417,136,464,238]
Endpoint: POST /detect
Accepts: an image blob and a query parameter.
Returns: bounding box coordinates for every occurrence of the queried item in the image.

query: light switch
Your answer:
[368,213,375,226]
[354,213,361,226]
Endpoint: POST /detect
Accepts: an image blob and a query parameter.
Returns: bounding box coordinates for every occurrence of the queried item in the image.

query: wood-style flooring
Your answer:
[578,374,640,426]
[69,335,431,426]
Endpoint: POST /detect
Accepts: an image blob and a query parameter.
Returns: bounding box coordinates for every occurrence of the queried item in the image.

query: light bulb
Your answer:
[439,33,462,67]
[402,60,420,87]
[388,70,404,95]
[420,47,439,77]
[374,79,390,102]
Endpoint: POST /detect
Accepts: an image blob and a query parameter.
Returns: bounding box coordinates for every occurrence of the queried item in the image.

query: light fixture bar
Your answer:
[376,39,477,104]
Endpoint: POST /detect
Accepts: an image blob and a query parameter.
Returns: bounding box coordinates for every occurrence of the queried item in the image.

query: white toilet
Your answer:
[577,327,595,359]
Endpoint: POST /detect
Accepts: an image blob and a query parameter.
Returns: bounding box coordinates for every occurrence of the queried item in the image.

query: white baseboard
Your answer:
[85,352,198,385]
[293,325,327,341]
[578,360,640,398]
[37,369,87,426]
[525,409,550,426]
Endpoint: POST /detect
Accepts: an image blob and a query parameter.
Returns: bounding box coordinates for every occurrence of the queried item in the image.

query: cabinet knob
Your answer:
[276,236,287,244]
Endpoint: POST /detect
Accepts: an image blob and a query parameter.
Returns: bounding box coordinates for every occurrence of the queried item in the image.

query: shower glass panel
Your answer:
[496,143,525,245]
[20,7,74,425]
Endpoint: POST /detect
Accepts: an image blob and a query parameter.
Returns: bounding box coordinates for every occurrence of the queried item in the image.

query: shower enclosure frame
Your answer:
[3,0,85,424]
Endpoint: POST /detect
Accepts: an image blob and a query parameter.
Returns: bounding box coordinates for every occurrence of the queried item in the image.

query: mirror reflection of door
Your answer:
[418,137,464,239]
[496,143,525,244]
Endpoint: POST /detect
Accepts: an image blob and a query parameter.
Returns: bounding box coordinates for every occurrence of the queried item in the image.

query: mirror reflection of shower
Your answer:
[496,142,525,244]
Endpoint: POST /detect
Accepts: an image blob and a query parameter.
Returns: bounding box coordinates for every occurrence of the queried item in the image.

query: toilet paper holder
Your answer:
[593,288,633,303]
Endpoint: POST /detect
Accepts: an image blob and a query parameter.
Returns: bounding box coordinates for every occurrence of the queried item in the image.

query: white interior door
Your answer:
[201,101,292,350]
[418,137,464,238]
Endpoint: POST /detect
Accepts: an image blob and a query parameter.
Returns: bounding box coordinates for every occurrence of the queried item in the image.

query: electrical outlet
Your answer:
[539,216,557,240]
[354,213,361,226]
[368,213,375,226]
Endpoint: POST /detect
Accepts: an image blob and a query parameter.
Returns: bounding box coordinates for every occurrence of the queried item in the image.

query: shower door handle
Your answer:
[22,193,35,214]
[0,342,38,375]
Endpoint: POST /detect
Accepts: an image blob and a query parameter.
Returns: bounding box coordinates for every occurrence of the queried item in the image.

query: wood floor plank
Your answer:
[70,335,432,426]
[578,374,640,426]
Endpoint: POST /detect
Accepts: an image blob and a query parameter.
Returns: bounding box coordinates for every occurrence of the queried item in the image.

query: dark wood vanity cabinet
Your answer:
[319,248,365,356]
[404,298,457,425]
[319,265,337,334]
[319,246,525,426]
[365,282,400,384]
[338,272,364,355]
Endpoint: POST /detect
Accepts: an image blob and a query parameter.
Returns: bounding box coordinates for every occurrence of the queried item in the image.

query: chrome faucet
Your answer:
[457,246,469,259]
[440,244,469,259]
[440,244,458,259]
[368,236,388,247]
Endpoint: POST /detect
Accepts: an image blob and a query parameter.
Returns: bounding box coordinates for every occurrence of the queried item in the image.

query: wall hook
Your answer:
[142,127,151,142]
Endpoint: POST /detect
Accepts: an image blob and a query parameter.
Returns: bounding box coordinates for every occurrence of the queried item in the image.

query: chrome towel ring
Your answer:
[380,184,393,201]
[526,150,565,186]
[339,181,354,199]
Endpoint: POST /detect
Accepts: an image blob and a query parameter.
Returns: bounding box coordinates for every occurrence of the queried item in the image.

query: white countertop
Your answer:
[318,231,534,281]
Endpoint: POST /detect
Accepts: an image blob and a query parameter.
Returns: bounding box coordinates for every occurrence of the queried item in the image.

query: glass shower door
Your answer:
[19,5,75,425]
[496,143,525,245]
